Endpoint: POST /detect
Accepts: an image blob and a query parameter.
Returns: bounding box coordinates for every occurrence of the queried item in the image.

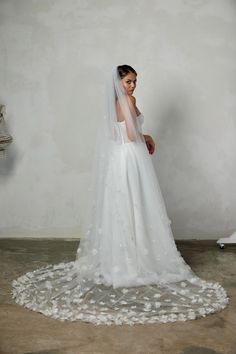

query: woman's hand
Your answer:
[143,134,155,154]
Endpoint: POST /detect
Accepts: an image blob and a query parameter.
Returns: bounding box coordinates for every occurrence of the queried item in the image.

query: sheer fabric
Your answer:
[11,67,229,325]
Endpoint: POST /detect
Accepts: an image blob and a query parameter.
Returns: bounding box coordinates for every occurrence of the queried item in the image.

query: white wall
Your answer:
[0,0,235,240]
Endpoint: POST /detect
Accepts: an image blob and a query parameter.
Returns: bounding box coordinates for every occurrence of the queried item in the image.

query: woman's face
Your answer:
[121,72,137,96]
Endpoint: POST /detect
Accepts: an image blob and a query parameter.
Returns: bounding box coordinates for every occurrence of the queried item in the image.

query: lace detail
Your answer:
[11,261,229,325]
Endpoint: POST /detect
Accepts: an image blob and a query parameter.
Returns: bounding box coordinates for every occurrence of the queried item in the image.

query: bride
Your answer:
[11,65,229,325]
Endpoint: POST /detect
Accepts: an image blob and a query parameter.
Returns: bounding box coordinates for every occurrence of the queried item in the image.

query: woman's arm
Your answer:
[126,96,139,141]
[143,134,155,154]
[117,96,156,150]
[128,97,156,152]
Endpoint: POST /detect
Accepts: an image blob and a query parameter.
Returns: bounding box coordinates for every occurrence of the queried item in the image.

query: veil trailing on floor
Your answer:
[11,66,229,325]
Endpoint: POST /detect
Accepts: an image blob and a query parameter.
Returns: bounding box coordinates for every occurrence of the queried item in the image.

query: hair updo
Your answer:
[117,65,137,79]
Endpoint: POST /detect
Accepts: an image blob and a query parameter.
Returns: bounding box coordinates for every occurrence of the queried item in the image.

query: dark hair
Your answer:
[117,64,137,79]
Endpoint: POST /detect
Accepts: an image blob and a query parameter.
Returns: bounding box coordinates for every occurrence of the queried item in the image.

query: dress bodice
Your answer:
[116,113,144,143]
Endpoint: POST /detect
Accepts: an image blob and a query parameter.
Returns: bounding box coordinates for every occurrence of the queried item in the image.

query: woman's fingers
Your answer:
[147,141,154,154]
[144,135,155,154]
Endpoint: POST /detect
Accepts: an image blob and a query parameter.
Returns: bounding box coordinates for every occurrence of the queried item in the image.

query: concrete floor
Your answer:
[0,239,235,354]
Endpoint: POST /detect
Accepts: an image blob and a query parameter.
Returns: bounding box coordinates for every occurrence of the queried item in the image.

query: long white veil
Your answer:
[74,66,146,281]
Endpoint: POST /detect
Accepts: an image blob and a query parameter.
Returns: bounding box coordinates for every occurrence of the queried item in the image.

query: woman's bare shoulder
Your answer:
[128,95,136,104]
[116,96,140,121]
[128,95,140,115]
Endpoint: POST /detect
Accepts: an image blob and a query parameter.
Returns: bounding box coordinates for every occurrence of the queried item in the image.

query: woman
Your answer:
[115,68,155,154]
[12,65,229,325]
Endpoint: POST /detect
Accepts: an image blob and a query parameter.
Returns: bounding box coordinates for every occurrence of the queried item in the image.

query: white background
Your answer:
[0,0,235,239]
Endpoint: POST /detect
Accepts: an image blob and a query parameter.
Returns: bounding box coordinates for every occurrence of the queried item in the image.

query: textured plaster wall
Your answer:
[0,0,235,239]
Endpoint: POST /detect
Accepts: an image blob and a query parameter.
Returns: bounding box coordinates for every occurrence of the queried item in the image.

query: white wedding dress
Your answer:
[11,112,229,325]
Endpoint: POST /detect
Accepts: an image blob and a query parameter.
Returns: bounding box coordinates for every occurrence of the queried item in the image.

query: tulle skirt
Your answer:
[11,141,229,325]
